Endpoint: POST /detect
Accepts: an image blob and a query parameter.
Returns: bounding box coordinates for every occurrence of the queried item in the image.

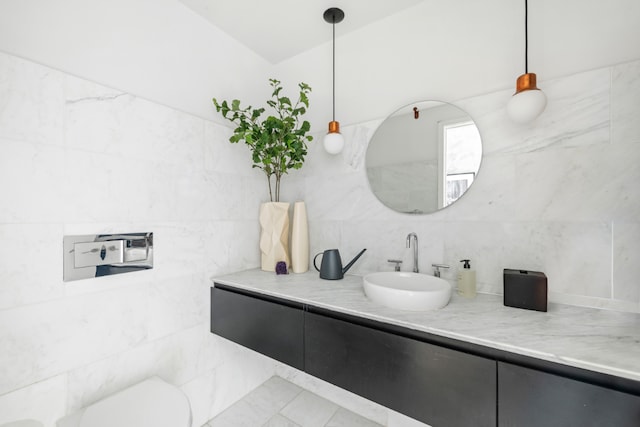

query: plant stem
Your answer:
[266,173,274,202]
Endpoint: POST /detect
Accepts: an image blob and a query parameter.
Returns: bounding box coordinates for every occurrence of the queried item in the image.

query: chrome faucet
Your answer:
[406,232,419,273]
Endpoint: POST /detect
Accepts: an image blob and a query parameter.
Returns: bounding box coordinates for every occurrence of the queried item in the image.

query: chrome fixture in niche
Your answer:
[63,232,153,282]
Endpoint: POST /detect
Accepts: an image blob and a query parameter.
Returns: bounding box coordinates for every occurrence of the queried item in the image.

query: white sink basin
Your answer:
[363,272,452,311]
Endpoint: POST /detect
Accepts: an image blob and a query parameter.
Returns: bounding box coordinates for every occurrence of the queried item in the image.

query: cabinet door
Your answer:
[498,362,640,427]
[211,286,304,370]
[305,312,496,427]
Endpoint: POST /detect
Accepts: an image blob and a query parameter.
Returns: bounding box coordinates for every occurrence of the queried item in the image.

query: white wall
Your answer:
[0,0,272,122]
[274,0,640,127]
[0,1,291,425]
[0,50,291,426]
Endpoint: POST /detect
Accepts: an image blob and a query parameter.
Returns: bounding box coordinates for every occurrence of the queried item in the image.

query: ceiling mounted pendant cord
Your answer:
[323,7,345,154]
[506,0,547,124]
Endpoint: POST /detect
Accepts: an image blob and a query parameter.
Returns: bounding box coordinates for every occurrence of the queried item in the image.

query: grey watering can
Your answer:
[313,248,367,280]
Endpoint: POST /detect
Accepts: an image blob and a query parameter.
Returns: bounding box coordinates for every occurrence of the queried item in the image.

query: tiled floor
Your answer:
[204,376,383,427]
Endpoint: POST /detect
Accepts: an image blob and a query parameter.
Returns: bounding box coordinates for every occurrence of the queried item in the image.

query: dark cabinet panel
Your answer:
[210,286,304,370]
[498,361,640,427]
[305,312,497,427]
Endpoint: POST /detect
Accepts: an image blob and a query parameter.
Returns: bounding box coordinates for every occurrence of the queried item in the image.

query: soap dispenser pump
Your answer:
[457,259,477,298]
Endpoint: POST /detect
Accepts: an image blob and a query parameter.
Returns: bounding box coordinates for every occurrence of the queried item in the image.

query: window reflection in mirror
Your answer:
[439,120,482,208]
[366,101,482,214]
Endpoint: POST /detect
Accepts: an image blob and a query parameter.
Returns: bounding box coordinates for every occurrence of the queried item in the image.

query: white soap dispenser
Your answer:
[457,259,477,298]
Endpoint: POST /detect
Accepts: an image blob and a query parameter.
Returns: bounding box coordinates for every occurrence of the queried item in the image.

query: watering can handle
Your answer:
[313,252,323,272]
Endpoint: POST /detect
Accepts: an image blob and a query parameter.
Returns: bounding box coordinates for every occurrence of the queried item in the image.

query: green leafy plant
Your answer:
[212,79,313,202]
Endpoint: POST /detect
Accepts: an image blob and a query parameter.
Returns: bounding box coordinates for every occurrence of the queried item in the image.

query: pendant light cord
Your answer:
[332,19,336,121]
[525,0,528,74]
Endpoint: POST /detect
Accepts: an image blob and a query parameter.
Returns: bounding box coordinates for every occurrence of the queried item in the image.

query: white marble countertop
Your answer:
[212,269,640,383]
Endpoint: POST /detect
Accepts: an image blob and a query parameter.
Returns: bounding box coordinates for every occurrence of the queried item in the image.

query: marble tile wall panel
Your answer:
[0,284,148,395]
[0,223,64,309]
[65,322,210,412]
[613,221,640,308]
[0,138,66,223]
[458,67,610,157]
[0,53,65,146]
[612,60,640,145]
[0,50,265,425]
[204,220,261,276]
[303,60,640,312]
[182,339,278,427]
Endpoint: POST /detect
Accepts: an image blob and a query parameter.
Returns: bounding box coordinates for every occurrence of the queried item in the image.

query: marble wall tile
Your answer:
[65,75,205,170]
[0,285,148,395]
[440,221,612,298]
[150,222,205,277]
[65,322,207,412]
[0,375,67,427]
[613,221,640,305]
[182,341,277,425]
[204,220,261,277]
[62,148,154,223]
[514,142,640,222]
[0,223,64,309]
[459,67,610,156]
[612,59,640,145]
[0,52,65,147]
[147,273,208,341]
[204,120,257,176]
[0,139,66,223]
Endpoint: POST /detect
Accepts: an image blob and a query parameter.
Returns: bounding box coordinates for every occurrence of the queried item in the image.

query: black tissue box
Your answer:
[503,269,547,312]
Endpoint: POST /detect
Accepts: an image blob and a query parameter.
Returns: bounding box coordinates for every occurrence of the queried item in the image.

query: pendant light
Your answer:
[507,0,547,124]
[323,7,345,154]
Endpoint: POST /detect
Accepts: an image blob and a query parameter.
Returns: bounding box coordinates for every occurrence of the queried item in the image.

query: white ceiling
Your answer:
[178,0,425,64]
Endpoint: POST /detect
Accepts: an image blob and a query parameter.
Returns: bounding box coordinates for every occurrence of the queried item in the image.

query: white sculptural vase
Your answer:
[259,202,290,272]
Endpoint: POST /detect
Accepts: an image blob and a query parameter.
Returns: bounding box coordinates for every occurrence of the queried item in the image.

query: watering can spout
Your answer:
[342,248,367,274]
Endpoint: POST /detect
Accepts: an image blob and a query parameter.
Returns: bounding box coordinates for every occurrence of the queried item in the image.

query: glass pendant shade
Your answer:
[323,121,344,154]
[507,72,547,124]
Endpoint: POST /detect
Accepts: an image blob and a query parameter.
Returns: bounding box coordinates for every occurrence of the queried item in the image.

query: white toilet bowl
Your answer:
[57,377,191,427]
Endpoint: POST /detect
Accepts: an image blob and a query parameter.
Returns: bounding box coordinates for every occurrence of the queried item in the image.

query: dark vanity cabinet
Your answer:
[210,286,304,370]
[498,362,640,427]
[304,310,496,427]
[211,284,640,427]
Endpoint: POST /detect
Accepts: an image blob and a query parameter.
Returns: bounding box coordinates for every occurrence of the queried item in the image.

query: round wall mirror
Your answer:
[365,101,482,214]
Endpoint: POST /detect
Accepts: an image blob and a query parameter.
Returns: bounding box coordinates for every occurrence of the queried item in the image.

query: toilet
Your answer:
[57,377,191,427]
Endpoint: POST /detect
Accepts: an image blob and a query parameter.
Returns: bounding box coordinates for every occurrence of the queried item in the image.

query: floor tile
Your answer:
[208,398,274,427]
[325,407,384,427]
[244,376,303,415]
[263,413,302,427]
[280,390,339,427]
